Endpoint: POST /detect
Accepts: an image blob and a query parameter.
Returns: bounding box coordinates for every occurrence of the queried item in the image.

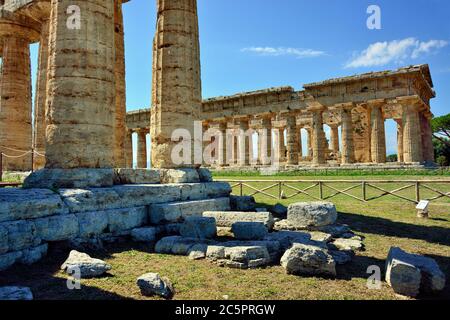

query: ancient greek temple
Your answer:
[0,0,436,177]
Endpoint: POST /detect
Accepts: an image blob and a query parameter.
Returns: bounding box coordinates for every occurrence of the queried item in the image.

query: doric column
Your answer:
[398,97,423,163]
[125,129,133,168]
[329,124,340,155]
[306,128,313,158]
[33,6,51,170]
[297,125,303,159]
[0,11,40,171]
[251,116,272,166]
[395,119,404,163]
[420,112,434,163]
[137,129,147,168]
[369,99,387,163]
[113,0,127,167]
[238,119,250,166]
[311,109,326,165]
[338,103,355,164]
[44,0,116,169]
[286,116,299,165]
[216,122,228,166]
[151,0,202,168]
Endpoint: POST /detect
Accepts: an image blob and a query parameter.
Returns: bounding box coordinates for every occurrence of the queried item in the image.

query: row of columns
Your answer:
[201,97,434,167]
[124,128,149,169]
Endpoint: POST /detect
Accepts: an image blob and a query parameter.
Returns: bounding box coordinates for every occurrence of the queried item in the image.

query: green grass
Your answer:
[0,174,448,300]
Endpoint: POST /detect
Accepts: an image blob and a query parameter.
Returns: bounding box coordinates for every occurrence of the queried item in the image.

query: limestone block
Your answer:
[0,188,68,223]
[112,184,181,207]
[59,188,123,213]
[61,250,112,278]
[107,207,148,234]
[232,222,268,240]
[131,227,157,242]
[207,245,271,269]
[214,240,281,263]
[155,236,216,255]
[0,287,33,300]
[2,220,39,251]
[197,168,213,182]
[270,203,288,218]
[329,238,364,251]
[137,273,174,299]
[180,217,217,239]
[287,202,337,228]
[281,243,336,277]
[230,195,256,211]
[188,244,208,260]
[0,251,23,271]
[329,250,354,265]
[203,211,274,230]
[113,169,161,185]
[386,247,446,296]
[203,182,232,199]
[150,198,230,224]
[264,230,323,251]
[23,169,115,189]
[34,214,79,241]
[161,169,200,183]
[20,244,48,265]
[0,225,8,254]
[179,183,205,201]
[77,211,109,238]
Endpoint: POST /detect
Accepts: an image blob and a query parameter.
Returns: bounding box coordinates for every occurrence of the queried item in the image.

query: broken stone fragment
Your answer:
[231,222,268,240]
[270,203,288,218]
[287,202,337,228]
[329,238,364,251]
[0,287,33,300]
[280,243,336,277]
[203,211,275,230]
[131,227,157,242]
[61,250,111,278]
[137,273,174,299]
[206,245,271,269]
[179,216,217,239]
[229,195,256,212]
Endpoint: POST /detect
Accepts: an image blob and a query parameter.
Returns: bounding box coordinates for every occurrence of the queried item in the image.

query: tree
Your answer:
[433,137,450,166]
[431,114,450,147]
[387,154,398,162]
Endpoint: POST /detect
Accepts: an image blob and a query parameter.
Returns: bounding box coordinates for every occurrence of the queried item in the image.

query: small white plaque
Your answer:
[416,200,430,211]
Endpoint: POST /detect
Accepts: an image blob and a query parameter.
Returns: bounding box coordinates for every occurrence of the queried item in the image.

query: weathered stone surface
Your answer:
[20,244,48,265]
[161,169,200,183]
[314,224,351,237]
[202,182,232,199]
[34,214,79,241]
[308,231,333,242]
[155,236,215,256]
[203,211,275,230]
[179,183,205,201]
[0,188,68,222]
[230,195,256,212]
[77,211,108,238]
[61,250,112,278]
[59,188,123,213]
[197,168,213,182]
[23,169,115,189]
[329,238,364,251]
[0,251,22,271]
[114,169,161,184]
[0,287,33,300]
[112,184,181,207]
[137,273,174,299]
[180,217,217,239]
[0,225,8,254]
[264,230,327,251]
[287,202,337,228]
[280,243,336,277]
[329,250,354,265]
[386,247,446,297]
[131,227,157,242]
[150,198,230,224]
[271,203,288,218]
[207,245,271,269]
[188,244,208,260]
[2,220,39,251]
[107,207,148,234]
[232,222,268,240]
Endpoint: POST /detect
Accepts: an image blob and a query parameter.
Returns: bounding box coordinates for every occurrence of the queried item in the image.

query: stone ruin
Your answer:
[0,0,445,300]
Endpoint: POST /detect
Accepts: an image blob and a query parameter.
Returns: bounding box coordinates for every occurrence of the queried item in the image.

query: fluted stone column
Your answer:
[278,128,286,162]
[395,120,404,163]
[113,0,127,167]
[286,116,299,165]
[400,97,423,163]
[311,110,326,165]
[238,119,250,166]
[44,0,115,169]
[216,122,228,166]
[297,126,303,159]
[151,0,202,168]
[137,130,147,168]
[369,100,387,163]
[306,128,313,158]
[125,129,133,168]
[330,124,339,155]
[0,11,39,171]
[420,112,434,163]
[340,105,355,164]
[33,12,51,170]
[257,118,272,165]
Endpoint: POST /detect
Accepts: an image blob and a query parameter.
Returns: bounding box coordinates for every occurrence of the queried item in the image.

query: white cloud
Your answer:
[241,47,326,59]
[345,38,448,68]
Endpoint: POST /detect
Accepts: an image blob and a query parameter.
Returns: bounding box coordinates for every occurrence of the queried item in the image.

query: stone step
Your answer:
[150,198,231,224]
[202,211,275,230]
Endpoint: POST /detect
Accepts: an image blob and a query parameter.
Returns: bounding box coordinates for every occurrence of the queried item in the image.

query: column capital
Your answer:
[396,95,422,107]
[0,10,41,42]
[366,98,386,108]
[334,102,355,111]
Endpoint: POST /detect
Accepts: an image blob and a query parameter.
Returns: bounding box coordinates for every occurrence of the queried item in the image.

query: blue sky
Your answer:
[30,0,450,156]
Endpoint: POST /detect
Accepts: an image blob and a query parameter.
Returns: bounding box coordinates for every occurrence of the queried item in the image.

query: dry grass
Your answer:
[0,174,448,300]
